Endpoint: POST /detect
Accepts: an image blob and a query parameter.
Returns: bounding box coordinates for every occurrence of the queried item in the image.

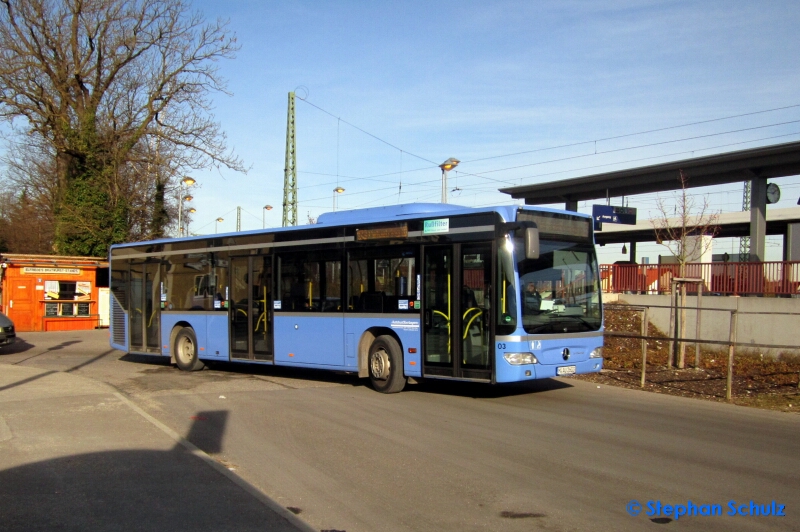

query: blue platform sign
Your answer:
[592,205,637,227]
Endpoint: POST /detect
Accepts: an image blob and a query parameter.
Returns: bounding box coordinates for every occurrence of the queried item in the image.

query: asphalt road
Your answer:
[2,330,799,532]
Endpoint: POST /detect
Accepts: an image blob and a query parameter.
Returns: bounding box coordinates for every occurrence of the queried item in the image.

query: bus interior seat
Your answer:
[359,291,384,312]
[349,295,359,310]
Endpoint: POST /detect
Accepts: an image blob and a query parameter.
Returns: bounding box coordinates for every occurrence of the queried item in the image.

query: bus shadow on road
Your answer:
[407,378,573,399]
[119,352,173,367]
[115,355,573,398]
[118,354,366,387]
[206,360,365,387]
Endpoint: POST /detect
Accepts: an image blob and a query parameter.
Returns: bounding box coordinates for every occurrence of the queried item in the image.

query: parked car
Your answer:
[0,311,16,347]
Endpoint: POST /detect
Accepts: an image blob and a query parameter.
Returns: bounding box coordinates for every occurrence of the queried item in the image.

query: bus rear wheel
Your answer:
[174,327,204,371]
[368,335,406,393]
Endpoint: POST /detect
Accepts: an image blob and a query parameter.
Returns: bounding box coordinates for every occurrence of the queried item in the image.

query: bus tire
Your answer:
[368,335,406,393]
[174,327,204,371]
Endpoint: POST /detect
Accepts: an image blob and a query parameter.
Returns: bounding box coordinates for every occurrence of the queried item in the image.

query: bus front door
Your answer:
[423,243,492,381]
[230,255,273,361]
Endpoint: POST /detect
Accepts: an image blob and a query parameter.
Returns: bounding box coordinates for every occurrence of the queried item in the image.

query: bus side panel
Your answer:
[343,315,423,377]
[274,314,344,366]
[160,312,229,361]
[494,335,603,383]
[205,314,230,360]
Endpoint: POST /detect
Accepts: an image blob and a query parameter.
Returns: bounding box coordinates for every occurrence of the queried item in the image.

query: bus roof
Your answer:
[110,203,590,250]
[316,203,516,226]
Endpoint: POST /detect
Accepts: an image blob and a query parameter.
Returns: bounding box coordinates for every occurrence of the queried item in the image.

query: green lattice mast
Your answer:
[739,181,751,261]
[282,92,298,227]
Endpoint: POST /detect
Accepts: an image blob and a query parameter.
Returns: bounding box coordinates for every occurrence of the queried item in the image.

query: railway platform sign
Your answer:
[592,205,637,231]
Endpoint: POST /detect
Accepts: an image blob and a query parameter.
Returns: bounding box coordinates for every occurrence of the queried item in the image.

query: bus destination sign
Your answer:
[356,224,408,241]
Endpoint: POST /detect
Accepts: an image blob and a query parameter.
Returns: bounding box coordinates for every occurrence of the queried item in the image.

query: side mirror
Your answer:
[525,227,539,260]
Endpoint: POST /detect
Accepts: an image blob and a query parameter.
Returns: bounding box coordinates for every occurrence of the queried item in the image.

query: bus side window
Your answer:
[346,250,416,314]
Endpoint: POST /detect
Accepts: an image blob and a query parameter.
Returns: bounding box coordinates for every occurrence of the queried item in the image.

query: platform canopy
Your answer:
[499,140,800,206]
[499,140,800,261]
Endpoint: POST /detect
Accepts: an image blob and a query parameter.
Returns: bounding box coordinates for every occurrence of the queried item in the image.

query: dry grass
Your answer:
[572,304,800,413]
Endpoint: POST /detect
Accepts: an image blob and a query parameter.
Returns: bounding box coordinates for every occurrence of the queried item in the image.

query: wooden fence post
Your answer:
[695,284,703,368]
[668,280,676,367]
[640,307,648,388]
[726,310,738,402]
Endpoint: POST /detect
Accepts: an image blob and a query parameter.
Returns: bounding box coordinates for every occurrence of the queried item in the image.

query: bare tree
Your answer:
[0,0,244,255]
[0,188,55,254]
[0,127,187,248]
[652,170,720,368]
[0,134,58,252]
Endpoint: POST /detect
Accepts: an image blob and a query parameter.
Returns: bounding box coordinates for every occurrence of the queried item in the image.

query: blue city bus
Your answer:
[109,203,603,393]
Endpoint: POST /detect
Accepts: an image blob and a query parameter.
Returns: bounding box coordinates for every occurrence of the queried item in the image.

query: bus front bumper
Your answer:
[495,356,603,383]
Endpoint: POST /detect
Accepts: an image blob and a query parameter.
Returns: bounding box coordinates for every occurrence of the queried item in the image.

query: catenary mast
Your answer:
[282,92,298,227]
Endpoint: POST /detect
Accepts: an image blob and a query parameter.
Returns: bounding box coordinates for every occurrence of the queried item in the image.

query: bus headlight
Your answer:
[504,352,538,365]
[589,347,603,359]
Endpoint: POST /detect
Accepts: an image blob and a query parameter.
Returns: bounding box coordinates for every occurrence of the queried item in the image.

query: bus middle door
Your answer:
[230,255,273,361]
[422,243,492,381]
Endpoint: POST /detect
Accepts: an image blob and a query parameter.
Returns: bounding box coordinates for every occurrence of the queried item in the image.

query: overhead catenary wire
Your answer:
[431,129,800,197]
[461,119,800,180]
[298,129,800,209]
[288,98,800,215]
[297,99,800,187]
[297,97,440,167]
[298,125,800,204]
[460,102,800,164]
[299,118,800,200]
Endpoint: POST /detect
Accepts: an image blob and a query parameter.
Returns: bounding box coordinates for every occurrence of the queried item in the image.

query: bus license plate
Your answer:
[557,365,576,376]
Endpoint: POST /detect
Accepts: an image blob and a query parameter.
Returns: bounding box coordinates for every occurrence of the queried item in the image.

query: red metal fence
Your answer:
[600,261,800,296]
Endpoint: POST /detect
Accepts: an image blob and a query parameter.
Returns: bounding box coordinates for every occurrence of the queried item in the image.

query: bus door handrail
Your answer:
[462,307,483,340]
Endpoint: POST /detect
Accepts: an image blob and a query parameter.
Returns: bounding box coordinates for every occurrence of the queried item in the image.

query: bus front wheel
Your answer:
[174,327,204,371]
[368,335,406,393]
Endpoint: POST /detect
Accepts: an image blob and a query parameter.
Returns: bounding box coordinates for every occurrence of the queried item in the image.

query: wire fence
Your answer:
[604,302,800,401]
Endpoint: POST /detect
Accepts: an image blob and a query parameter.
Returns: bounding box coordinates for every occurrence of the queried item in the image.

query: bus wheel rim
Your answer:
[178,337,193,363]
[370,349,390,380]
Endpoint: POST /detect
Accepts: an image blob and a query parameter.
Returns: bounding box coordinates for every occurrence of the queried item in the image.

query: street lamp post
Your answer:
[185,207,196,235]
[263,205,273,229]
[177,177,196,237]
[333,187,345,211]
[439,158,459,204]
[215,217,224,234]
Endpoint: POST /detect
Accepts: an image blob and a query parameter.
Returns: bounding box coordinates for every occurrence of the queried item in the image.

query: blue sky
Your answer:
[186,0,800,262]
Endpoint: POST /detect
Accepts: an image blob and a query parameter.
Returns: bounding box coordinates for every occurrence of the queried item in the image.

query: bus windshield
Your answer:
[516,239,602,334]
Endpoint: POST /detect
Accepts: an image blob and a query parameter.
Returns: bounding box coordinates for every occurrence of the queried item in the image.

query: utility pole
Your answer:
[236,206,241,232]
[282,92,298,227]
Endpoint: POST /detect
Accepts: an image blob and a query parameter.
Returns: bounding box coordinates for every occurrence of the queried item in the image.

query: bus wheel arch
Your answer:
[358,327,396,377]
[172,325,204,371]
[361,328,406,393]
